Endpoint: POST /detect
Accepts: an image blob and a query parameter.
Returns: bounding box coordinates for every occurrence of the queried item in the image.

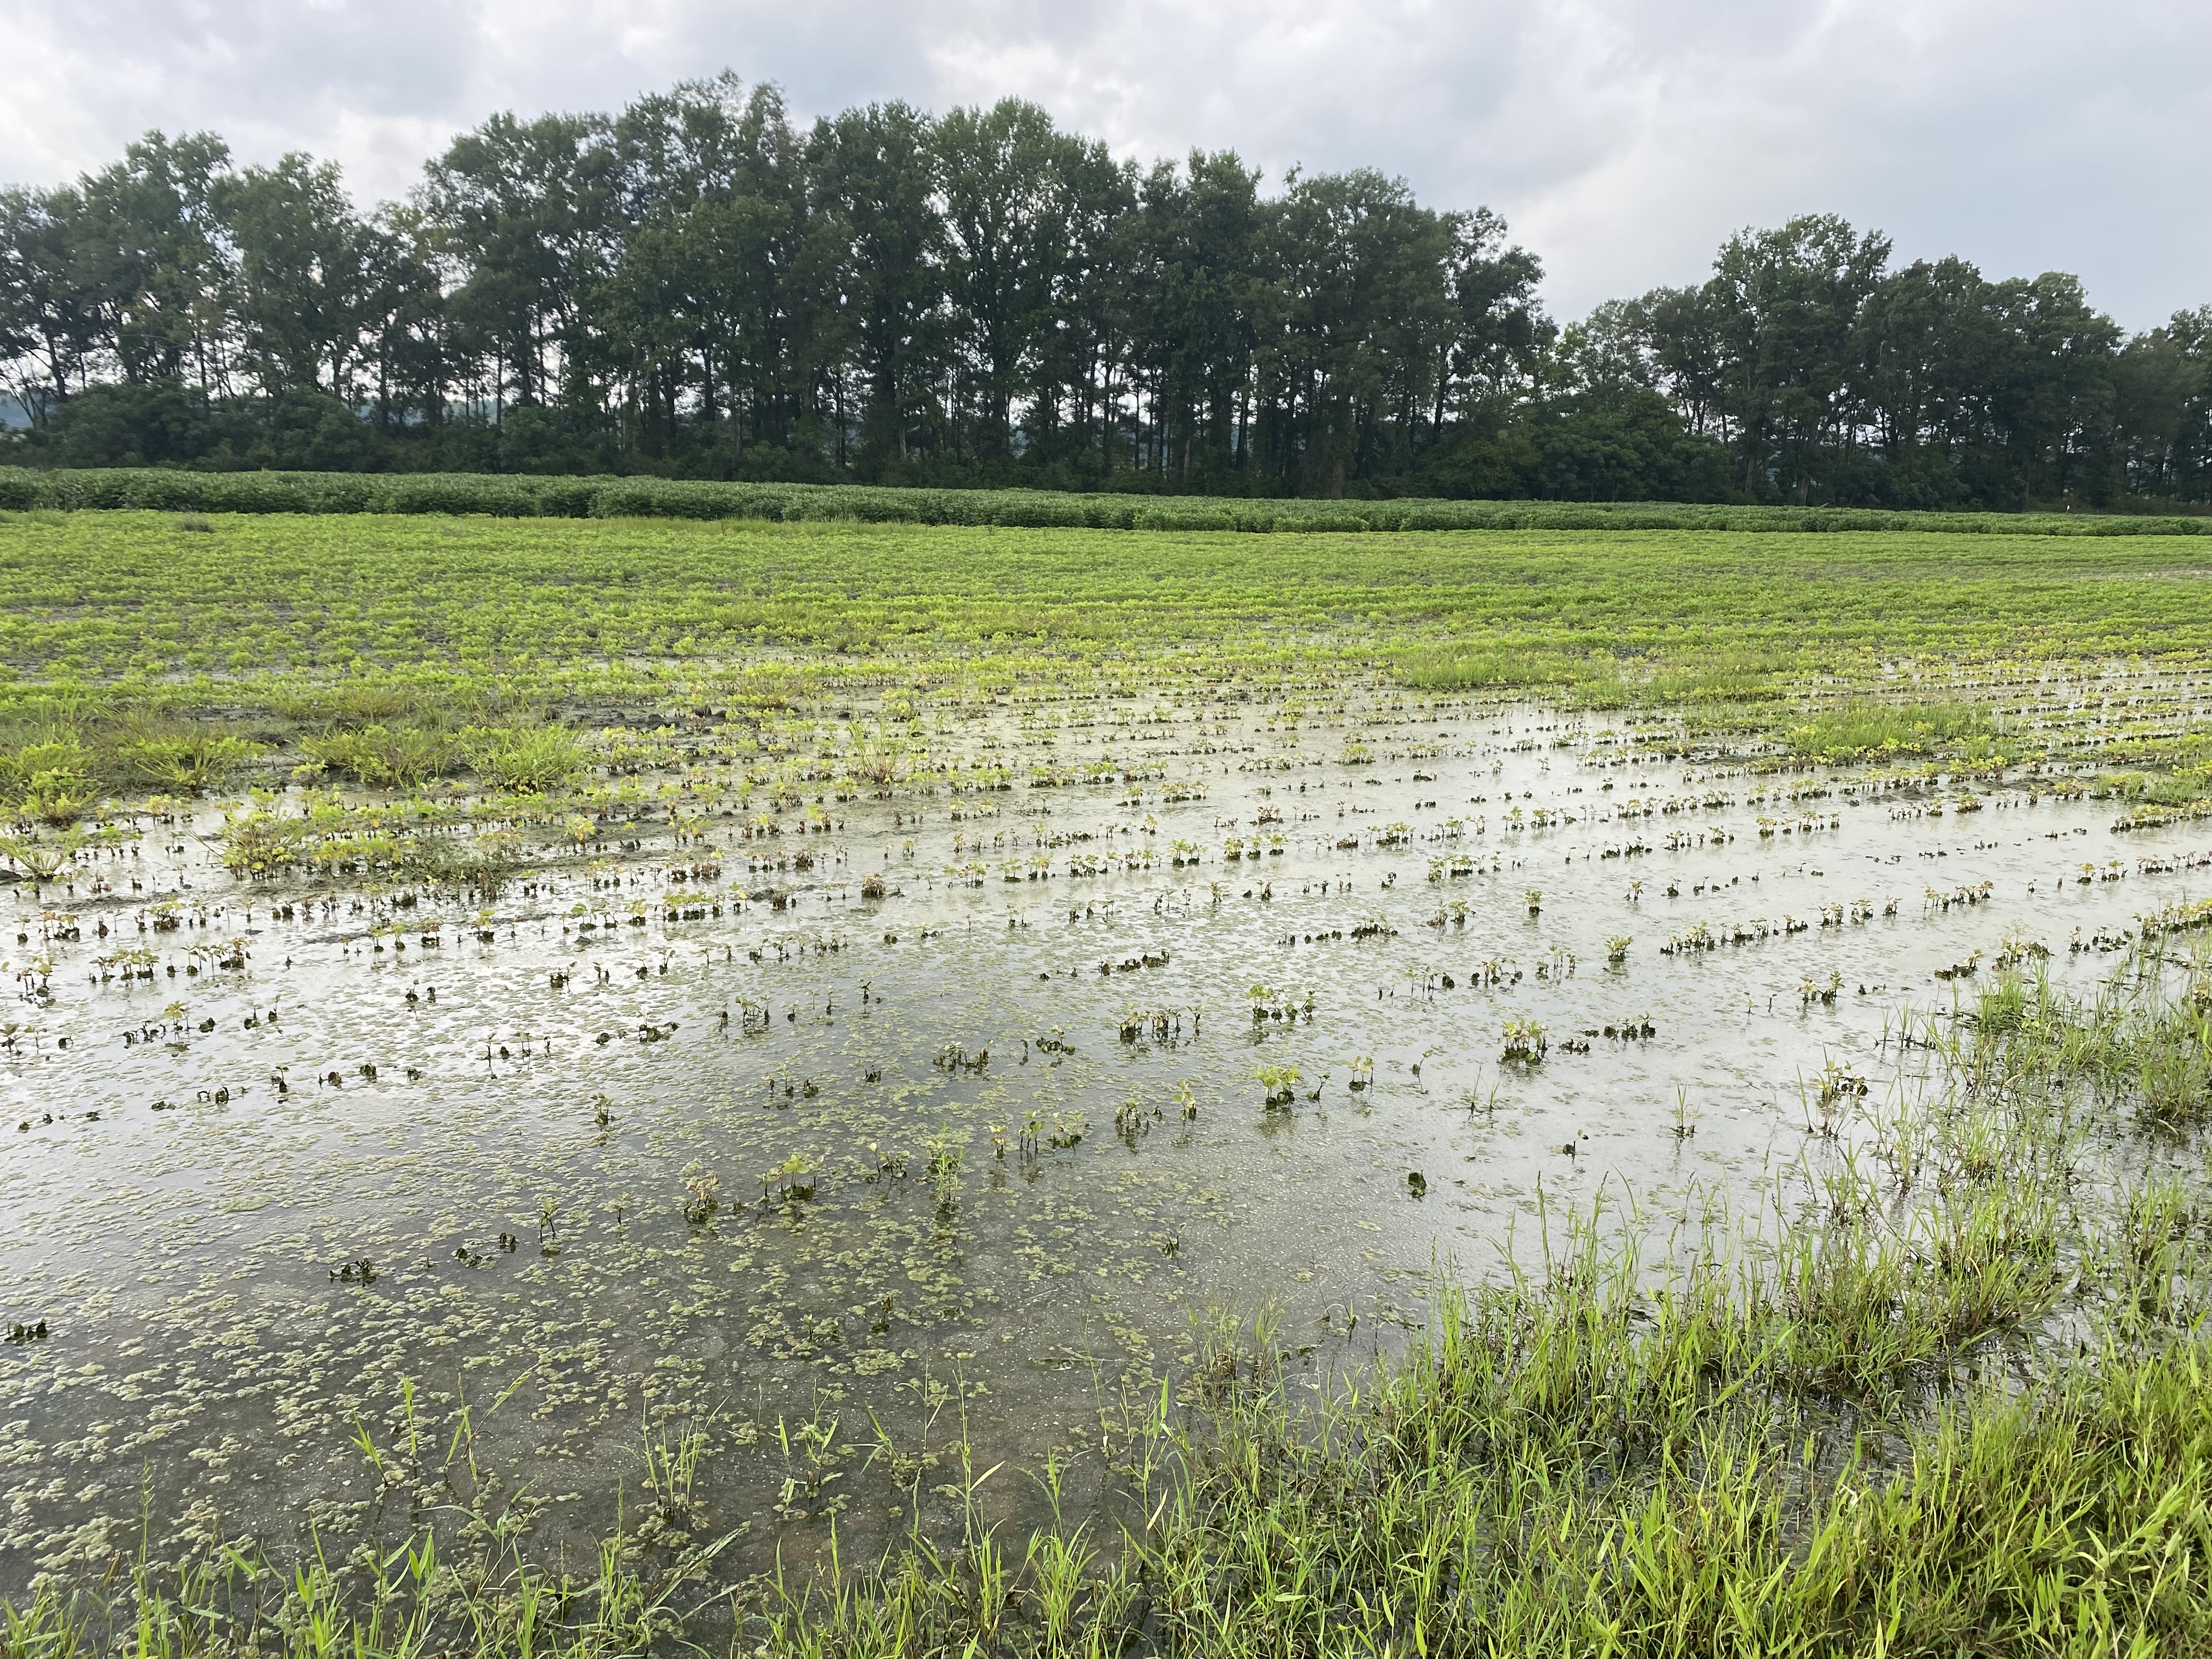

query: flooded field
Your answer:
[4,512,2212,1648]
[7,672,2210,1594]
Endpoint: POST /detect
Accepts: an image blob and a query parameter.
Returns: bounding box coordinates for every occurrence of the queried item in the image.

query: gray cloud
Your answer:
[0,0,2202,326]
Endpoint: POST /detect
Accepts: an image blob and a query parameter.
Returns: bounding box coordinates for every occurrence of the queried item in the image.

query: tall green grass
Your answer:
[0,715,258,819]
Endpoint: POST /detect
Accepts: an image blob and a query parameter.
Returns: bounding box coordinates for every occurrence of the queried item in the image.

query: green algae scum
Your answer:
[4,506,2212,1654]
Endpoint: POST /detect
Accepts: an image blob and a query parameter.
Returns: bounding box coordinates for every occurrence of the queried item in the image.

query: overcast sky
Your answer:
[1,0,2204,329]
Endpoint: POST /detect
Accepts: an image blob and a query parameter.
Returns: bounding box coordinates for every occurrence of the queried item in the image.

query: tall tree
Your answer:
[218,154,371,398]
[70,131,235,389]
[0,187,97,421]
[2113,307,2212,502]
[1127,151,1263,486]
[813,102,944,467]
[1704,214,1892,499]
[421,110,618,411]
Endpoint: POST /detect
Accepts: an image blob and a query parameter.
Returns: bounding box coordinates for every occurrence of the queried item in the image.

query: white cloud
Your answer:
[0,0,2202,326]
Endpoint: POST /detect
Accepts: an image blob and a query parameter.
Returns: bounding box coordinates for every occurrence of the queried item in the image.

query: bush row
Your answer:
[3,467,2210,535]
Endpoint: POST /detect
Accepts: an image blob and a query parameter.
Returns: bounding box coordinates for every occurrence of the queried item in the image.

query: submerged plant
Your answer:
[1501,1018,1548,1065]
[0,827,87,881]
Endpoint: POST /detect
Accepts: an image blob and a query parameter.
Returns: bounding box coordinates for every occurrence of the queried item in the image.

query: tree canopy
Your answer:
[3,74,2204,508]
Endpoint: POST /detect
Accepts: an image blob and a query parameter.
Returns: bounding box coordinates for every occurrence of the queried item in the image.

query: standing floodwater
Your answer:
[4,684,2200,1593]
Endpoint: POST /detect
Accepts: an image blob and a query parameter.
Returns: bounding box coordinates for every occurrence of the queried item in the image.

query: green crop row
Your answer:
[4,467,2211,536]
[5,510,2211,834]
[7,513,2212,695]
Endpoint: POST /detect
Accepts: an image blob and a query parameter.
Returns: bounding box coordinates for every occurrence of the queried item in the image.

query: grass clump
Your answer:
[109,716,260,791]
[15,1250,2208,1656]
[1397,644,1632,707]
[1105,1282,2206,1657]
[1645,654,1795,703]
[1400,646,1800,709]
[294,720,585,793]
[0,729,100,822]
[299,721,455,787]
[0,716,257,822]
[1780,701,1999,763]
[461,724,588,794]
[765,964,2207,1655]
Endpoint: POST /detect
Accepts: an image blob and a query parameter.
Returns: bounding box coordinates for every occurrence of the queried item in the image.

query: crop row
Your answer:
[8,515,2212,699]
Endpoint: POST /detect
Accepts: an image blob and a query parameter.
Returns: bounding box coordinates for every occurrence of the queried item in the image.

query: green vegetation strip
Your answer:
[5,469,2212,535]
[6,513,2212,699]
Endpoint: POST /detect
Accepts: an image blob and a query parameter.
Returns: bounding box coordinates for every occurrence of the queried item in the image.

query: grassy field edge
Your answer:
[5,467,2211,537]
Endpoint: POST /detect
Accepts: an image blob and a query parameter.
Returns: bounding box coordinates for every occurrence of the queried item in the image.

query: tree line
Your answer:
[3,72,2206,508]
